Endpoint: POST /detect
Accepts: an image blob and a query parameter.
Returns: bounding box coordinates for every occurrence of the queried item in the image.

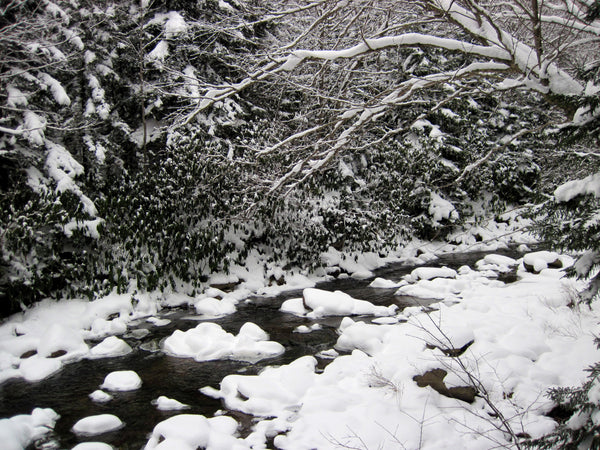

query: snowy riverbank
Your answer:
[2,218,599,449]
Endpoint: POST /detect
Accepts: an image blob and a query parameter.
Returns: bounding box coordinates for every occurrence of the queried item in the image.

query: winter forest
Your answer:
[2,0,600,448]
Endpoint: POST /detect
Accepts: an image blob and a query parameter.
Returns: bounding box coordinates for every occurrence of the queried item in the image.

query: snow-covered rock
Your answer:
[163,322,284,363]
[0,408,59,450]
[89,336,132,358]
[144,414,247,449]
[281,288,397,318]
[152,396,190,411]
[100,370,142,391]
[72,414,123,436]
[89,390,113,403]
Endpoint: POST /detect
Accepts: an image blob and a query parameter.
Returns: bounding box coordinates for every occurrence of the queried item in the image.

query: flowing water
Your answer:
[0,247,524,449]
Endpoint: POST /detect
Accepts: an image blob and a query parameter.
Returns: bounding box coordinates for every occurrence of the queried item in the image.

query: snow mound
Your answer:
[144,414,247,449]
[200,356,318,417]
[475,254,517,272]
[72,443,114,450]
[89,390,113,403]
[0,408,59,450]
[152,396,190,411]
[408,266,457,281]
[369,277,403,288]
[280,288,397,318]
[163,322,284,363]
[89,336,132,358]
[72,414,123,436]
[101,370,142,391]
[194,297,236,317]
[521,251,572,273]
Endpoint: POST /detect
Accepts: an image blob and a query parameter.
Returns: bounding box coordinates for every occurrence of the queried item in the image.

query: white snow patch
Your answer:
[429,192,458,223]
[7,86,27,107]
[555,172,600,203]
[164,11,187,38]
[39,73,70,106]
[147,40,169,62]
[22,111,46,146]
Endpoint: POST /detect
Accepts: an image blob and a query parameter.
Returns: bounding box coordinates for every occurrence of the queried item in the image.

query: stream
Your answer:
[0,247,525,449]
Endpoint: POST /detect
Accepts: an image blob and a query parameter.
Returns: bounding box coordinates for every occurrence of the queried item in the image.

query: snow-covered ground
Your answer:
[1,220,598,449]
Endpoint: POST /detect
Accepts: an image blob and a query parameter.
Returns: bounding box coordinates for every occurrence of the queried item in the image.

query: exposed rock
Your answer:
[48,350,67,358]
[20,350,37,359]
[425,340,474,357]
[413,368,477,403]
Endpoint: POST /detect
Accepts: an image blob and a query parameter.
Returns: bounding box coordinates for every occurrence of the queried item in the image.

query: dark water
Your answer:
[0,247,526,449]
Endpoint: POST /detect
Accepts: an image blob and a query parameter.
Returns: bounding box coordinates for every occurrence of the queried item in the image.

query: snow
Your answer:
[0,408,59,450]
[72,443,114,450]
[22,110,46,146]
[522,250,568,273]
[202,250,599,449]
[39,73,71,106]
[280,288,397,318]
[45,141,98,216]
[147,40,169,62]
[152,396,190,411]
[218,0,235,12]
[409,266,457,281]
[72,414,124,436]
[89,390,113,403]
[144,414,247,449]
[89,336,132,358]
[475,254,517,272]
[100,370,142,391]
[164,11,187,38]
[194,297,237,317]
[163,322,284,362]
[369,277,403,288]
[7,86,27,107]
[554,172,600,202]
[429,191,459,223]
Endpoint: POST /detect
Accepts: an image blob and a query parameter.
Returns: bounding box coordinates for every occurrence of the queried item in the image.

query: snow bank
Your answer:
[280,288,397,318]
[0,408,59,450]
[204,251,599,449]
[72,414,124,436]
[101,370,142,391]
[144,414,247,449]
[0,292,161,383]
[163,322,284,363]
